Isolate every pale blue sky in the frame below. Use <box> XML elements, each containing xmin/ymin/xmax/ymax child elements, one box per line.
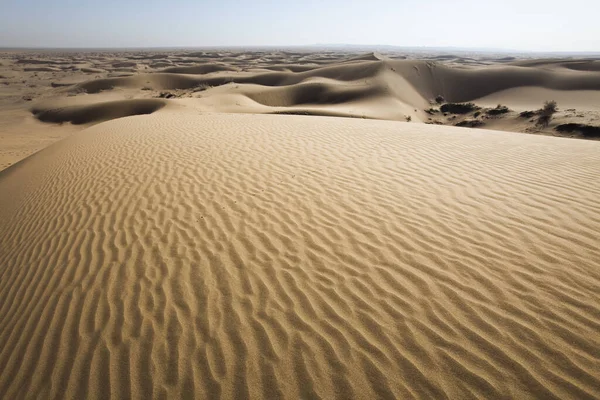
<box><xmin>0</xmin><ymin>0</ymin><xmax>598</xmax><ymax>51</ymax></box>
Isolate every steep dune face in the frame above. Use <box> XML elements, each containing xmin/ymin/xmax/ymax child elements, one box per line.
<box><xmin>0</xmin><ymin>113</ymin><xmax>599</xmax><ymax>399</ymax></box>
<box><xmin>245</xmin><ymin>81</ymin><xmax>386</xmax><ymax>107</ymax></box>
<box><xmin>386</xmin><ymin>60</ymin><xmax>600</xmax><ymax>102</ymax></box>
<box><xmin>560</xmin><ymin>60</ymin><xmax>600</xmax><ymax>72</ymax></box>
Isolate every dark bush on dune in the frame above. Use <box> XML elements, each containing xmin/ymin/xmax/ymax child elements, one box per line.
<box><xmin>435</xmin><ymin>95</ymin><xmax>445</xmax><ymax>104</ymax></box>
<box><xmin>542</xmin><ymin>100</ymin><xmax>558</xmax><ymax>114</ymax></box>
<box><xmin>455</xmin><ymin>119</ymin><xmax>484</xmax><ymax>128</ymax></box>
<box><xmin>440</xmin><ymin>103</ymin><xmax>480</xmax><ymax>114</ymax></box>
<box><xmin>536</xmin><ymin>100</ymin><xmax>558</xmax><ymax>128</ymax></box>
<box><xmin>486</xmin><ymin>105</ymin><xmax>510</xmax><ymax>115</ymax></box>
<box><xmin>519</xmin><ymin>110</ymin><xmax>536</xmax><ymax>118</ymax></box>
<box><xmin>555</xmin><ymin>123</ymin><xmax>600</xmax><ymax>138</ymax></box>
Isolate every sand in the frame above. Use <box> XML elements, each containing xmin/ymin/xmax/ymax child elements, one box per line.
<box><xmin>1</xmin><ymin>111</ymin><xmax>599</xmax><ymax>399</ymax></box>
<box><xmin>2</xmin><ymin>50</ymin><xmax>600</xmax><ymax>172</ymax></box>
<box><xmin>1</xmin><ymin>50</ymin><xmax>600</xmax><ymax>399</ymax></box>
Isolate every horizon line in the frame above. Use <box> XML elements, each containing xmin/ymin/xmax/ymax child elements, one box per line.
<box><xmin>1</xmin><ymin>44</ymin><xmax>599</xmax><ymax>55</ymax></box>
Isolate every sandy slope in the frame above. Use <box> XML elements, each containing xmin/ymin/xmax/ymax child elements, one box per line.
<box><xmin>0</xmin><ymin>112</ymin><xmax>599</xmax><ymax>399</ymax></box>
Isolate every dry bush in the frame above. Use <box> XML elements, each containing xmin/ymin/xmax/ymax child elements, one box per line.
<box><xmin>536</xmin><ymin>100</ymin><xmax>558</xmax><ymax>128</ymax></box>
<box><xmin>486</xmin><ymin>104</ymin><xmax>510</xmax><ymax>116</ymax></box>
<box><xmin>440</xmin><ymin>103</ymin><xmax>480</xmax><ymax>114</ymax></box>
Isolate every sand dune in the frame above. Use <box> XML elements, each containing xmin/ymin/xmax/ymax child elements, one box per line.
<box><xmin>0</xmin><ymin>112</ymin><xmax>599</xmax><ymax>399</ymax></box>
<box><xmin>162</xmin><ymin>64</ymin><xmax>239</xmax><ymax>74</ymax></box>
<box><xmin>61</xmin><ymin>57</ymin><xmax>600</xmax><ymax>123</ymax></box>
<box><xmin>68</xmin><ymin>57</ymin><xmax>600</xmax><ymax>100</ymax></box>
<box><xmin>3</xmin><ymin>49</ymin><xmax>600</xmax><ymax>175</ymax></box>
<box><xmin>1</xmin><ymin>51</ymin><xmax>600</xmax><ymax>398</ymax></box>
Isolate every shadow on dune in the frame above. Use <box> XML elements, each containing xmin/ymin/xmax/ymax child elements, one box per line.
<box><xmin>31</xmin><ymin>99</ymin><xmax>166</xmax><ymax>125</ymax></box>
<box><xmin>247</xmin><ymin>82</ymin><xmax>385</xmax><ymax>107</ymax></box>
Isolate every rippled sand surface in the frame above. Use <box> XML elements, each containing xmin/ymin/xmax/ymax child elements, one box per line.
<box><xmin>1</xmin><ymin>112</ymin><xmax>599</xmax><ymax>399</ymax></box>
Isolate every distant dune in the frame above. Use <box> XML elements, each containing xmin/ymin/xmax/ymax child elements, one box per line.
<box><xmin>45</xmin><ymin>54</ymin><xmax>600</xmax><ymax>131</ymax></box>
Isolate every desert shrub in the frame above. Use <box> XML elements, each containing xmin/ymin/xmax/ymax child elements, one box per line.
<box><xmin>519</xmin><ymin>110</ymin><xmax>536</xmax><ymax>118</ymax></box>
<box><xmin>473</xmin><ymin>111</ymin><xmax>481</xmax><ymax>118</ymax></box>
<box><xmin>536</xmin><ymin>114</ymin><xmax>552</xmax><ymax>127</ymax></box>
<box><xmin>536</xmin><ymin>100</ymin><xmax>558</xmax><ymax>128</ymax></box>
<box><xmin>455</xmin><ymin>119</ymin><xmax>484</xmax><ymax>128</ymax></box>
<box><xmin>435</xmin><ymin>95</ymin><xmax>445</xmax><ymax>104</ymax></box>
<box><xmin>141</xmin><ymin>86</ymin><xmax>152</xmax><ymax>91</ymax></box>
<box><xmin>405</xmin><ymin>116</ymin><xmax>412</xmax><ymax>122</ymax></box>
<box><xmin>440</xmin><ymin>102</ymin><xmax>480</xmax><ymax>114</ymax></box>
<box><xmin>555</xmin><ymin>123</ymin><xmax>600</xmax><ymax>138</ymax></box>
<box><xmin>486</xmin><ymin>104</ymin><xmax>510</xmax><ymax>116</ymax></box>
<box><xmin>542</xmin><ymin>100</ymin><xmax>558</xmax><ymax>114</ymax></box>
<box><xmin>425</xmin><ymin>108</ymin><xmax>439</xmax><ymax>115</ymax></box>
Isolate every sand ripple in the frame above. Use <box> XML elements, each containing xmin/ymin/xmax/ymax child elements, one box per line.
<box><xmin>0</xmin><ymin>114</ymin><xmax>599</xmax><ymax>399</ymax></box>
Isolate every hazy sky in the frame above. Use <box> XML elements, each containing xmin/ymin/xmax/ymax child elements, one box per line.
<box><xmin>0</xmin><ymin>0</ymin><xmax>598</xmax><ymax>51</ymax></box>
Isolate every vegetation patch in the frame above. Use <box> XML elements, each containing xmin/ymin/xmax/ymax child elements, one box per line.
<box><xmin>455</xmin><ymin>119</ymin><xmax>484</xmax><ymax>128</ymax></box>
<box><xmin>440</xmin><ymin>103</ymin><xmax>480</xmax><ymax>114</ymax></box>
<box><xmin>519</xmin><ymin>110</ymin><xmax>536</xmax><ymax>118</ymax></box>
<box><xmin>555</xmin><ymin>123</ymin><xmax>600</xmax><ymax>138</ymax></box>
<box><xmin>536</xmin><ymin>100</ymin><xmax>557</xmax><ymax>128</ymax></box>
<box><xmin>486</xmin><ymin>105</ymin><xmax>510</xmax><ymax>116</ymax></box>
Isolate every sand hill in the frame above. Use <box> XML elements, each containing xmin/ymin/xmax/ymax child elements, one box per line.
<box><xmin>2</xmin><ymin>50</ymin><xmax>600</xmax><ymax>172</ymax></box>
<box><xmin>1</xmin><ymin>50</ymin><xmax>600</xmax><ymax>399</ymax></box>
<box><xmin>1</xmin><ymin>111</ymin><xmax>600</xmax><ymax>399</ymax></box>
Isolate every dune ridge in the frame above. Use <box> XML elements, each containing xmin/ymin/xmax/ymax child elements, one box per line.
<box><xmin>71</xmin><ymin>58</ymin><xmax>600</xmax><ymax>106</ymax></box>
<box><xmin>1</xmin><ymin>113</ymin><xmax>599</xmax><ymax>399</ymax></box>
<box><xmin>50</xmin><ymin>56</ymin><xmax>600</xmax><ymax>126</ymax></box>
